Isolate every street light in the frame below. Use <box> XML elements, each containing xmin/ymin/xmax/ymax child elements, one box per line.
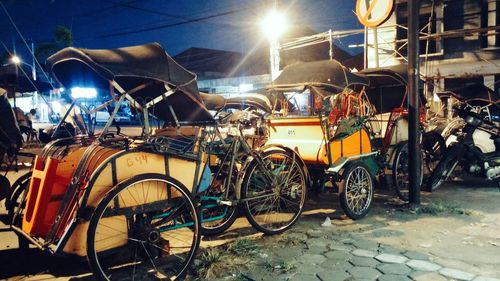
<box><xmin>260</xmin><ymin>10</ymin><xmax>288</xmax><ymax>81</ymax></box>
<box><xmin>10</xmin><ymin>55</ymin><xmax>21</xmax><ymax>65</ymax></box>
<box><xmin>11</xmin><ymin>55</ymin><xmax>36</xmax><ymax>81</ymax></box>
<box><xmin>260</xmin><ymin>10</ymin><xmax>288</xmax><ymax>40</ymax></box>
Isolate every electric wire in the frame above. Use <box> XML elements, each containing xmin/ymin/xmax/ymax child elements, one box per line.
<box><xmin>0</xmin><ymin>1</ymin><xmax>55</xmax><ymax>89</ymax></box>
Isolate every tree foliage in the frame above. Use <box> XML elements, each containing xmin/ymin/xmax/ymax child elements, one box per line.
<box><xmin>35</xmin><ymin>25</ymin><xmax>72</xmax><ymax>62</ymax></box>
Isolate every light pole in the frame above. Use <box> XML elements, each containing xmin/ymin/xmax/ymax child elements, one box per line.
<box><xmin>11</xmin><ymin>55</ymin><xmax>36</xmax><ymax>81</ymax></box>
<box><xmin>260</xmin><ymin>10</ymin><xmax>288</xmax><ymax>81</ymax></box>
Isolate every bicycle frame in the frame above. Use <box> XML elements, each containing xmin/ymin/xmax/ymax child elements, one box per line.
<box><xmin>201</xmin><ymin>121</ymin><xmax>284</xmax><ymax>208</ymax></box>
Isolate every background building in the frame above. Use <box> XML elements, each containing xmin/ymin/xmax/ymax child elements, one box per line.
<box><xmin>366</xmin><ymin>0</ymin><xmax>500</xmax><ymax>99</ymax></box>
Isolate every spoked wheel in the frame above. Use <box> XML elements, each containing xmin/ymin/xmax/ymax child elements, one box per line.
<box><xmin>0</xmin><ymin>174</ymin><xmax>10</xmax><ymax>202</ymax></box>
<box><xmin>7</xmin><ymin>172</ymin><xmax>31</xmax><ymax>226</ymax></box>
<box><xmin>241</xmin><ymin>150</ymin><xmax>307</xmax><ymax>235</ymax></box>
<box><xmin>200</xmin><ymin>165</ymin><xmax>239</xmax><ymax>236</ymax></box>
<box><xmin>392</xmin><ymin>141</ymin><xmax>424</xmax><ymax>202</ymax></box>
<box><xmin>421</xmin><ymin>131</ymin><xmax>447</xmax><ymax>174</ymax></box>
<box><xmin>426</xmin><ymin>144</ymin><xmax>464</xmax><ymax>192</ymax></box>
<box><xmin>87</xmin><ymin>174</ymin><xmax>201</xmax><ymax>281</ymax></box>
<box><xmin>339</xmin><ymin>161</ymin><xmax>374</xmax><ymax>220</ymax></box>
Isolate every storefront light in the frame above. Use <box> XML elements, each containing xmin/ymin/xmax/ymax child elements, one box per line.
<box><xmin>71</xmin><ymin>87</ymin><xmax>97</xmax><ymax>99</ymax></box>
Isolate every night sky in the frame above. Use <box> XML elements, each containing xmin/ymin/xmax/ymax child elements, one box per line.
<box><xmin>0</xmin><ymin>0</ymin><xmax>363</xmax><ymax>58</ymax></box>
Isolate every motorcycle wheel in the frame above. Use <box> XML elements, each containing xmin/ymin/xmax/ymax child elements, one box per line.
<box><xmin>421</xmin><ymin>131</ymin><xmax>447</xmax><ymax>174</ymax></box>
<box><xmin>426</xmin><ymin>143</ymin><xmax>464</xmax><ymax>192</ymax></box>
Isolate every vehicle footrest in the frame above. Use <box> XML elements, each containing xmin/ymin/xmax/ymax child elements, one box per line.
<box><xmin>326</xmin><ymin>157</ymin><xmax>349</xmax><ymax>174</ymax></box>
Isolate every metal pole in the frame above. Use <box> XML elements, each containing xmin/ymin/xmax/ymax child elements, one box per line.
<box><xmin>270</xmin><ymin>39</ymin><xmax>280</xmax><ymax>81</ymax></box>
<box><xmin>329</xmin><ymin>29</ymin><xmax>333</xmax><ymax>60</ymax></box>
<box><xmin>364</xmin><ymin>26</ymin><xmax>368</xmax><ymax>69</ymax></box>
<box><xmin>373</xmin><ymin>27</ymin><xmax>380</xmax><ymax>68</ymax></box>
<box><xmin>31</xmin><ymin>41</ymin><xmax>36</xmax><ymax>81</ymax></box>
<box><xmin>408</xmin><ymin>0</ymin><xmax>421</xmax><ymax>204</ymax></box>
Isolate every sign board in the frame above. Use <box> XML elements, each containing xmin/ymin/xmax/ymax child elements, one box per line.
<box><xmin>356</xmin><ymin>0</ymin><xmax>394</xmax><ymax>27</ymax></box>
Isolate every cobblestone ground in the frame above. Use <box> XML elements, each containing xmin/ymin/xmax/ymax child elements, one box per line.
<box><xmin>1</xmin><ymin>171</ymin><xmax>499</xmax><ymax>281</ymax></box>
<box><xmin>208</xmin><ymin>222</ymin><xmax>500</xmax><ymax>281</ymax></box>
<box><xmin>191</xmin><ymin>180</ymin><xmax>500</xmax><ymax>281</ymax></box>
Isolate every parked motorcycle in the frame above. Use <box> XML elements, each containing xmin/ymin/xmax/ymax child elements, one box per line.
<box><xmin>427</xmin><ymin>101</ymin><xmax>500</xmax><ymax>191</ymax></box>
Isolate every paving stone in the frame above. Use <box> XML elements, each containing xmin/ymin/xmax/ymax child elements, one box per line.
<box><xmin>439</xmin><ymin>267</ymin><xmax>476</xmax><ymax>281</ymax></box>
<box><xmin>406</xmin><ymin>259</ymin><xmax>442</xmax><ymax>271</ymax></box>
<box><xmin>307</xmin><ymin>245</ymin><xmax>328</xmax><ymax>255</ymax></box>
<box><xmin>308</xmin><ymin>238</ymin><xmax>334</xmax><ymax>248</ymax></box>
<box><xmin>378</xmin><ymin>244</ymin><xmax>402</xmax><ymax>254</ymax></box>
<box><xmin>353</xmin><ymin>240</ymin><xmax>379</xmax><ymax>250</ymax></box>
<box><xmin>288</xmin><ymin>273</ymin><xmax>320</xmax><ymax>281</ymax></box>
<box><xmin>316</xmin><ymin>269</ymin><xmax>351</xmax><ymax>281</ymax></box>
<box><xmin>295</xmin><ymin>263</ymin><xmax>326</xmax><ymax>275</ymax></box>
<box><xmin>352</xmin><ymin>249</ymin><xmax>377</xmax><ymax>258</ymax></box>
<box><xmin>347</xmin><ymin>266</ymin><xmax>381</xmax><ymax>279</ymax></box>
<box><xmin>341</xmin><ymin>238</ymin><xmax>355</xmax><ymax>245</ymax></box>
<box><xmin>239</xmin><ymin>270</ymin><xmax>275</xmax><ymax>281</ymax></box>
<box><xmin>375</xmin><ymin>253</ymin><xmax>408</xmax><ymax>264</ymax></box>
<box><xmin>328</xmin><ymin>243</ymin><xmax>355</xmax><ymax>252</ymax></box>
<box><xmin>321</xmin><ymin>260</ymin><xmax>353</xmax><ymax>271</ymax></box>
<box><xmin>324</xmin><ymin>250</ymin><xmax>353</xmax><ymax>261</ymax></box>
<box><xmin>378</xmin><ymin>274</ymin><xmax>412</xmax><ymax>281</ymax></box>
<box><xmin>274</xmin><ymin>246</ymin><xmax>304</xmax><ymax>259</ymax></box>
<box><xmin>285</xmin><ymin>232</ymin><xmax>309</xmax><ymax>242</ymax></box>
<box><xmin>403</xmin><ymin>251</ymin><xmax>429</xmax><ymax>260</ymax></box>
<box><xmin>297</xmin><ymin>254</ymin><xmax>327</xmax><ymax>265</ymax></box>
<box><xmin>350</xmin><ymin>256</ymin><xmax>380</xmax><ymax>267</ymax></box>
<box><xmin>307</xmin><ymin>229</ymin><xmax>327</xmax><ymax>238</ymax></box>
<box><xmin>376</xmin><ymin>263</ymin><xmax>412</xmax><ymax>275</ymax></box>
<box><xmin>473</xmin><ymin>277</ymin><xmax>500</xmax><ymax>281</ymax></box>
<box><xmin>25</xmin><ymin>274</ymin><xmax>57</xmax><ymax>281</ymax></box>
<box><xmin>410</xmin><ymin>271</ymin><xmax>449</xmax><ymax>281</ymax></box>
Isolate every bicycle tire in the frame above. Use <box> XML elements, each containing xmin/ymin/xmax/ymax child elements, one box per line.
<box><xmin>241</xmin><ymin>150</ymin><xmax>306</xmax><ymax>235</ymax></box>
<box><xmin>87</xmin><ymin>173</ymin><xmax>201</xmax><ymax>281</ymax></box>
<box><xmin>6</xmin><ymin>172</ymin><xmax>31</xmax><ymax>225</ymax></box>
<box><xmin>339</xmin><ymin>161</ymin><xmax>374</xmax><ymax>219</ymax></box>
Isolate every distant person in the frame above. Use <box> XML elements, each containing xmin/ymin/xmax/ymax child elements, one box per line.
<box><xmin>27</xmin><ymin>108</ymin><xmax>37</xmax><ymax>123</ymax></box>
<box><xmin>13</xmin><ymin>107</ymin><xmax>31</xmax><ymax>138</ymax></box>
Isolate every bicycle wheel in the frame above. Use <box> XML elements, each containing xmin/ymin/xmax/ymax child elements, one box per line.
<box><xmin>241</xmin><ymin>150</ymin><xmax>307</xmax><ymax>235</ymax></box>
<box><xmin>7</xmin><ymin>172</ymin><xmax>31</xmax><ymax>226</ymax></box>
<box><xmin>87</xmin><ymin>174</ymin><xmax>201</xmax><ymax>281</ymax></box>
<box><xmin>392</xmin><ymin>141</ymin><xmax>424</xmax><ymax>202</ymax></box>
<box><xmin>339</xmin><ymin>161</ymin><xmax>374</xmax><ymax>220</ymax></box>
<box><xmin>200</xmin><ymin>165</ymin><xmax>239</xmax><ymax>236</ymax></box>
<box><xmin>426</xmin><ymin>144</ymin><xmax>464</xmax><ymax>192</ymax></box>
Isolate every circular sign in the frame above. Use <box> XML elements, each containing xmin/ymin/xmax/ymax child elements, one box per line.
<box><xmin>356</xmin><ymin>0</ymin><xmax>395</xmax><ymax>27</ymax></box>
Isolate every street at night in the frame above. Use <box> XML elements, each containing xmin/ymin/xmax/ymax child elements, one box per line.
<box><xmin>0</xmin><ymin>0</ymin><xmax>499</xmax><ymax>280</ymax></box>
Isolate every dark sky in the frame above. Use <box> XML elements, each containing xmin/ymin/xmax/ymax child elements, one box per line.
<box><xmin>0</xmin><ymin>0</ymin><xmax>364</xmax><ymax>58</ymax></box>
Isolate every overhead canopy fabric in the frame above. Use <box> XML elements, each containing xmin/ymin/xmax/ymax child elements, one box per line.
<box><xmin>268</xmin><ymin>60</ymin><xmax>369</xmax><ymax>96</ymax></box>
<box><xmin>46</xmin><ymin>43</ymin><xmax>213</xmax><ymax>125</ymax></box>
<box><xmin>224</xmin><ymin>93</ymin><xmax>272</xmax><ymax>113</ymax></box>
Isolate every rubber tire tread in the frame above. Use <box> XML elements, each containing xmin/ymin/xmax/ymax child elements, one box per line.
<box><xmin>86</xmin><ymin>173</ymin><xmax>201</xmax><ymax>281</ymax></box>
